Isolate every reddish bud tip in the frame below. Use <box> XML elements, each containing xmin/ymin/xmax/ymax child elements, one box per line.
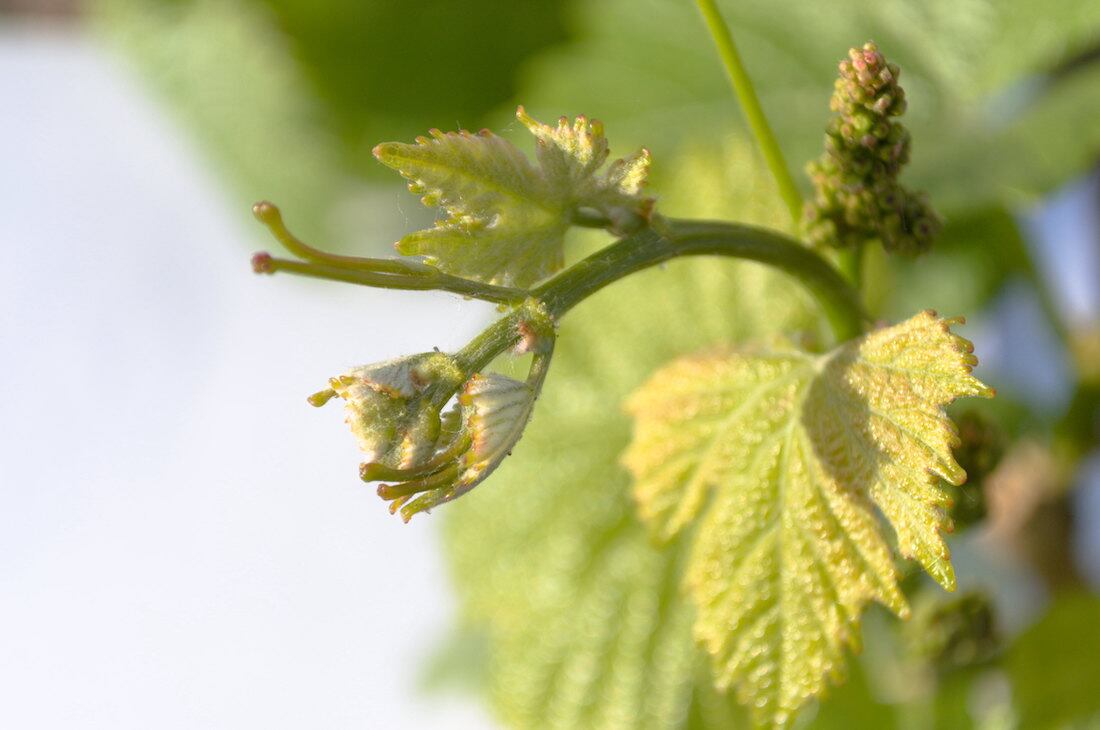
<box><xmin>251</xmin><ymin>252</ymin><xmax>274</xmax><ymax>274</ymax></box>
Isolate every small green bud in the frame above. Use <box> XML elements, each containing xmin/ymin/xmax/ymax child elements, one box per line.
<box><xmin>366</xmin><ymin>368</ymin><xmax>547</xmax><ymax>522</ymax></box>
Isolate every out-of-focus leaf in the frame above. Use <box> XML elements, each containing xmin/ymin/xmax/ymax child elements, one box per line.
<box><xmin>417</xmin><ymin>624</ymin><xmax>492</xmax><ymax>696</ymax></box>
<box><xmin>808</xmin><ymin>654</ymin><xmax>898</xmax><ymax>729</ymax></box>
<box><xmin>1007</xmin><ymin>592</ymin><xmax>1100</xmax><ymax>728</ymax></box>
<box><xmin>442</xmin><ymin>140</ymin><xmax>815</xmax><ymax>729</ymax></box>
<box><xmin>92</xmin><ymin>0</ymin><xmax>351</xmax><ymax>243</ymax></box>
<box><xmin>516</xmin><ymin>0</ymin><xmax>1100</xmax><ymax>210</ymax></box>
<box><xmin>254</xmin><ymin>0</ymin><xmax>569</xmax><ymax>172</ymax></box>
<box><xmin>881</xmin><ymin>206</ymin><xmax>1036</xmax><ymax>322</ymax></box>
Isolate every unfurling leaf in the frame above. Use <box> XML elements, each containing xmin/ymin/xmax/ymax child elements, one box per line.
<box><xmin>373</xmin><ymin>107</ymin><xmax>652</xmax><ymax>287</ymax></box>
<box><xmin>623</xmin><ymin>310</ymin><xmax>993</xmax><ymax>726</ymax></box>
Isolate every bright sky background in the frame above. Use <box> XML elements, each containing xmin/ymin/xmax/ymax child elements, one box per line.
<box><xmin>0</xmin><ymin>24</ymin><xmax>495</xmax><ymax>729</ymax></box>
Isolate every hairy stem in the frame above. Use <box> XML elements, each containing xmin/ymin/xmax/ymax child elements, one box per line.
<box><xmin>536</xmin><ymin>219</ymin><xmax>866</xmax><ymax>340</ymax></box>
<box><xmin>695</xmin><ymin>0</ymin><xmax>803</xmax><ymax>225</ymax></box>
<box><xmin>255</xmin><ymin>209</ymin><xmax>866</xmax><ymax>376</ymax></box>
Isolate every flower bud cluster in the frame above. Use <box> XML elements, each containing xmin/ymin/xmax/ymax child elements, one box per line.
<box><xmin>309</xmin><ymin>304</ymin><xmax>556</xmax><ymax>521</ymax></box>
<box><xmin>804</xmin><ymin>42</ymin><xmax>940</xmax><ymax>255</ymax></box>
<box><xmin>308</xmin><ymin>352</ymin><xmax>465</xmax><ymax>470</ymax></box>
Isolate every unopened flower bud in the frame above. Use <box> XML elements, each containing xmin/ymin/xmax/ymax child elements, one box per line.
<box><xmin>804</xmin><ymin>41</ymin><xmax>940</xmax><ymax>256</ymax></box>
<box><xmin>360</xmin><ymin>345</ymin><xmax>554</xmax><ymax>522</ymax></box>
<box><xmin>310</xmin><ymin>352</ymin><xmax>464</xmax><ymax>467</ymax></box>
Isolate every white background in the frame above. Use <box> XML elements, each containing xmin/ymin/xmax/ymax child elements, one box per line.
<box><xmin>0</xmin><ymin>24</ymin><xmax>495</xmax><ymax>729</ymax></box>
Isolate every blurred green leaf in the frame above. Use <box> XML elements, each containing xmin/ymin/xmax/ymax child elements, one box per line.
<box><xmin>93</xmin><ymin>0</ymin><xmax>571</xmax><ymax>248</ymax></box>
<box><xmin>1007</xmin><ymin>592</ymin><xmax>1100</xmax><ymax>729</ymax></box>
<box><xmin>880</xmin><ymin>205</ymin><xmax>1034</xmax><ymax>320</ymax></box>
<box><xmin>93</xmin><ymin>0</ymin><xmax>351</xmax><ymax>243</ymax></box>
<box><xmin>255</xmin><ymin>0</ymin><xmax>569</xmax><ymax>174</ymax></box>
<box><xmin>417</xmin><ymin>624</ymin><xmax>492</xmax><ymax>697</ymax></box>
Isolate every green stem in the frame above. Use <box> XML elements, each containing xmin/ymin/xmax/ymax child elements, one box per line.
<box><xmin>450</xmin><ymin>219</ymin><xmax>866</xmax><ymax>376</ymax></box>
<box><xmin>695</xmin><ymin>0</ymin><xmax>804</xmax><ymax>225</ymax></box>
<box><xmin>453</xmin><ymin>314</ymin><xmax>520</xmax><ymax>374</ymax></box>
<box><xmin>256</xmin><ymin>210</ymin><xmax>866</xmax><ymax>374</ymax></box>
<box><xmin>536</xmin><ymin>219</ymin><xmax>865</xmax><ymax>340</ymax></box>
<box><xmin>255</xmin><ymin>255</ymin><xmax>526</xmax><ymax>305</ymax></box>
<box><xmin>836</xmin><ymin>244</ymin><xmax>864</xmax><ymax>291</ymax></box>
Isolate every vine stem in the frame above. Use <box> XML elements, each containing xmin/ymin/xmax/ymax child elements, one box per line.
<box><xmin>536</xmin><ymin>219</ymin><xmax>865</xmax><ymax>338</ymax></box>
<box><xmin>695</xmin><ymin>0</ymin><xmax>804</xmax><ymax>226</ymax></box>
<box><xmin>836</xmin><ymin>244</ymin><xmax>865</xmax><ymax>291</ymax></box>
<box><xmin>254</xmin><ymin>210</ymin><xmax>866</xmax><ymax>377</ymax></box>
<box><xmin>451</xmin><ymin>218</ymin><xmax>865</xmax><ymax>376</ymax></box>
<box><xmin>251</xmin><ymin>203</ymin><xmax>525</xmax><ymax>304</ymax></box>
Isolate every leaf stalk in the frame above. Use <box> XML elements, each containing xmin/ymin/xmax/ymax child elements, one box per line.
<box><xmin>694</xmin><ymin>0</ymin><xmax>804</xmax><ymax>226</ymax></box>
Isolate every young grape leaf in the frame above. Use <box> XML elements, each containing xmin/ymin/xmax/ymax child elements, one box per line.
<box><xmin>373</xmin><ymin>108</ymin><xmax>652</xmax><ymax>287</ymax></box>
<box><xmin>623</xmin><ymin>311</ymin><xmax>994</xmax><ymax>726</ymax></box>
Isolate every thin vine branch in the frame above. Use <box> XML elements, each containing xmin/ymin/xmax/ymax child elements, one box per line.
<box><xmin>695</xmin><ymin>0</ymin><xmax>804</xmax><ymax>225</ymax></box>
<box><xmin>535</xmin><ymin>218</ymin><xmax>865</xmax><ymax>339</ymax></box>
<box><xmin>254</xmin><ymin>208</ymin><xmax>866</xmax><ymax>360</ymax></box>
<box><xmin>251</xmin><ymin>203</ymin><xmax>526</xmax><ymax>305</ymax></box>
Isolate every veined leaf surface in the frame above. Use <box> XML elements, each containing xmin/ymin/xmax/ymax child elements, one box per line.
<box><xmin>623</xmin><ymin>311</ymin><xmax>993</xmax><ymax>726</ymax></box>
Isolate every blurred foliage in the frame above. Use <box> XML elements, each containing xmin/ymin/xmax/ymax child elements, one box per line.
<box><xmin>253</xmin><ymin>0</ymin><xmax>568</xmax><ymax>174</ymax></box>
<box><xmin>93</xmin><ymin>0</ymin><xmax>349</xmax><ymax>243</ymax></box>
<box><xmin>904</xmin><ymin>591</ymin><xmax>999</xmax><ymax>672</ymax></box>
<box><xmin>1007</xmin><ymin>593</ymin><xmax>1100</xmax><ymax>728</ymax></box>
<box><xmin>97</xmin><ymin>0</ymin><xmax>1100</xmax><ymax>726</ymax></box>
<box><xmin>516</xmin><ymin>0</ymin><xmax>1100</xmax><ymax>211</ymax></box>
<box><xmin>92</xmin><ymin>0</ymin><xmax>568</xmax><ymax>247</ymax></box>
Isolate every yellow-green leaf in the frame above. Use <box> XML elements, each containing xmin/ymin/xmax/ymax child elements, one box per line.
<box><xmin>373</xmin><ymin>108</ymin><xmax>652</xmax><ymax>287</ymax></box>
<box><xmin>623</xmin><ymin>311</ymin><xmax>993</xmax><ymax>726</ymax></box>
<box><xmin>373</xmin><ymin>127</ymin><xmax>566</xmax><ymax>287</ymax></box>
